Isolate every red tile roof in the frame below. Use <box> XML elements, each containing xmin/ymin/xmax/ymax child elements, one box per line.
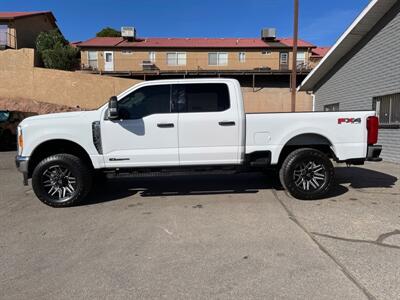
<box><xmin>80</xmin><ymin>37</ymin><xmax>123</xmax><ymax>47</ymax></box>
<box><xmin>69</xmin><ymin>41</ymin><xmax>82</xmax><ymax>48</ymax></box>
<box><xmin>78</xmin><ymin>37</ymin><xmax>316</xmax><ymax>49</ymax></box>
<box><xmin>311</xmin><ymin>47</ymin><xmax>330</xmax><ymax>58</ymax></box>
<box><xmin>0</xmin><ymin>11</ymin><xmax>55</xmax><ymax>20</ymax></box>
<box><xmin>278</xmin><ymin>38</ymin><xmax>315</xmax><ymax>48</ymax></box>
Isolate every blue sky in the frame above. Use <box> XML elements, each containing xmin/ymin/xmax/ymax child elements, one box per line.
<box><xmin>2</xmin><ymin>0</ymin><xmax>370</xmax><ymax>46</ymax></box>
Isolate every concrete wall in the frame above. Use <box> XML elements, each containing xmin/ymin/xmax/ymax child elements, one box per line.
<box><xmin>242</xmin><ymin>87</ymin><xmax>311</xmax><ymax>112</ymax></box>
<box><xmin>81</xmin><ymin>48</ymin><xmax>312</xmax><ymax>72</ymax></box>
<box><xmin>313</xmin><ymin>1</ymin><xmax>400</xmax><ymax>163</ymax></box>
<box><xmin>0</xmin><ymin>49</ymin><xmax>141</xmax><ymax>109</ymax></box>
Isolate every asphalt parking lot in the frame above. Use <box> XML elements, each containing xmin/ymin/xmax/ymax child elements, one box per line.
<box><xmin>0</xmin><ymin>151</ymin><xmax>399</xmax><ymax>299</ymax></box>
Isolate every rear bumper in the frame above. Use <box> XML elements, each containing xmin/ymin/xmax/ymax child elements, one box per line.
<box><xmin>366</xmin><ymin>145</ymin><xmax>382</xmax><ymax>162</ymax></box>
<box><xmin>15</xmin><ymin>155</ymin><xmax>29</xmax><ymax>185</ymax></box>
<box><xmin>343</xmin><ymin>144</ymin><xmax>382</xmax><ymax>165</ymax></box>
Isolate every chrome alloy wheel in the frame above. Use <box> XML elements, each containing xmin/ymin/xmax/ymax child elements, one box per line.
<box><xmin>41</xmin><ymin>165</ymin><xmax>77</xmax><ymax>202</ymax></box>
<box><xmin>293</xmin><ymin>161</ymin><xmax>326</xmax><ymax>191</ymax></box>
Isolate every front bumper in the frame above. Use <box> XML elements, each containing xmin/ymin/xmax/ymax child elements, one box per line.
<box><xmin>366</xmin><ymin>145</ymin><xmax>382</xmax><ymax>162</ymax></box>
<box><xmin>15</xmin><ymin>155</ymin><xmax>29</xmax><ymax>185</ymax></box>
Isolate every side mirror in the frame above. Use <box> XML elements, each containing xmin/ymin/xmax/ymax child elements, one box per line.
<box><xmin>108</xmin><ymin>96</ymin><xmax>119</xmax><ymax>120</ymax></box>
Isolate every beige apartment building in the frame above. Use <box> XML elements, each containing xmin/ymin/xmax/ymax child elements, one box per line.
<box><xmin>0</xmin><ymin>11</ymin><xmax>58</xmax><ymax>49</ymax></box>
<box><xmin>309</xmin><ymin>47</ymin><xmax>330</xmax><ymax>68</ymax></box>
<box><xmin>76</xmin><ymin>28</ymin><xmax>328</xmax><ymax>113</ymax></box>
<box><xmin>78</xmin><ymin>30</ymin><xmax>319</xmax><ymax>76</ymax></box>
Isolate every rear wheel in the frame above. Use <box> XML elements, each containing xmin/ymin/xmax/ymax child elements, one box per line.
<box><xmin>32</xmin><ymin>154</ymin><xmax>92</xmax><ymax>207</ymax></box>
<box><xmin>279</xmin><ymin>148</ymin><xmax>334</xmax><ymax>200</ymax></box>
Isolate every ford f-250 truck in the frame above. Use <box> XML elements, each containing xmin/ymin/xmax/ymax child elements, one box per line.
<box><xmin>15</xmin><ymin>79</ymin><xmax>382</xmax><ymax>207</ymax></box>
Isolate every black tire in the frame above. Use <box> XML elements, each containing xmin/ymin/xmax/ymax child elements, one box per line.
<box><xmin>279</xmin><ymin>148</ymin><xmax>334</xmax><ymax>200</ymax></box>
<box><xmin>32</xmin><ymin>154</ymin><xmax>93</xmax><ymax>207</ymax></box>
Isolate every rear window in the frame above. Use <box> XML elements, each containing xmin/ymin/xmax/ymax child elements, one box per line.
<box><xmin>173</xmin><ymin>83</ymin><xmax>230</xmax><ymax>113</ymax></box>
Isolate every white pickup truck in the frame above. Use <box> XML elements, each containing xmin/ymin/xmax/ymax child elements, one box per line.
<box><xmin>16</xmin><ymin>78</ymin><xmax>382</xmax><ymax>207</ymax></box>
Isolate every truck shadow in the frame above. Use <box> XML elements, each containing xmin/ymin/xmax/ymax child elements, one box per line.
<box><xmin>84</xmin><ymin>172</ymin><xmax>281</xmax><ymax>205</ymax></box>
<box><xmin>83</xmin><ymin>166</ymin><xmax>397</xmax><ymax>206</ymax></box>
<box><xmin>335</xmin><ymin>166</ymin><xmax>398</xmax><ymax>189</ymax></box>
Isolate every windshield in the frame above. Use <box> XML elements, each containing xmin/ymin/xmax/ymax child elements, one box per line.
<box><xmin>0</xmin><ymin>111</ymin><xmax>10</xmax><ymax>122</ymax></box>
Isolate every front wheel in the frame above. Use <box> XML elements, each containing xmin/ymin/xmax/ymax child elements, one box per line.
<box><xmin>32</xmin><ymin>154</ymin><xmax>93</xmax><ymax>207</ymax></box>
<box><xmin>279</xmin><ymin>148</ymin><xmax>334</xmax><ymax>200</ymax></box>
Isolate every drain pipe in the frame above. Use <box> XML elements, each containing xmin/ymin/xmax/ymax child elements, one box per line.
<box><xmin>312</xmin><ymin>93</ymin><xmax>316</xmax><ymax>111</ymax></box>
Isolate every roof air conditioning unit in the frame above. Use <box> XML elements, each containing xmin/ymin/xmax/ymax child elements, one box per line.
<box><xmin>121</xmin><ymin>27</ymin><xmax>136</xmax><ymax>39</ymax></box>
<box><xmin>261</xmin><ymin>28</ymin><xmax>276</xmax><ymax>40</ymax></box>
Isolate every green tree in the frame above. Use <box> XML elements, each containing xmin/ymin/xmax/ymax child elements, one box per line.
<box><xmin>96</xmin><ymin>27</ymin><xmax>121</xmax><ymax>37</ymax></box>
<box><xmin>35</xmin><ymin>29</ymin><xmax>79</xmax><ymax>71</ymax></box>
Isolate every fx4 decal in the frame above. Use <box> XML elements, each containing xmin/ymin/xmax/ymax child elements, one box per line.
<box><xmin>338</xmin><ymin>117</ymin><xmax>361</xmax><ymax>124</ymax></box>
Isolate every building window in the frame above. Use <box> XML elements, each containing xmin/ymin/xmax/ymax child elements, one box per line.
<box><xmin>149</xmin><ymin>51</ymin><xmax>156</xmax><ymax>63</ymax></box>
<box><xmin>296</xmin><ymin>51</ymin><xmax>306</xmax><ymax>67</ymax></box>
<box><xmin>262</xmin><ymin>50</ymin><xmax>272</xmax><ymax>55</ymax></box>
<box><xmin>238</xmin><ymin>52</ymin><xmax>246</xmax><ymax>63</ymax></box>
<box><xmin>373</xmin><ymin>93</ymin><xmax>400</xmax><ymax>126</ymax></box>
<box><xmin>87</xmin><ymin>51</ymin><xmax>98</xmax><ymax>69</ymax></box>
<box><xmin>0</xmin><ymin>24</ymin><xmax>8</xmax><ymax>46</ymax></box>
<box><xmin>167</xmin><ymin>52</ymin><xmax>186</xmax><ymax>65</ymax></box>
<box><xmin>324</xmin><ymin>103</ymin><xmax>339</xmax><ymax>112</ymax></box>
<box><xmin>208</xmin><ymin>52</ymin><xmax>228</xmax><ymax>66</ymax></box>
<box><xmin>121</xmin><ymin>50</ymin><xmax>133</xmax><ymax>54</ymax></box>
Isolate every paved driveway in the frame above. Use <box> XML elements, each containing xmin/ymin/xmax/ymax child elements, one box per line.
<box><xmin>0</xmin><ymin>151</ymin><xmax>399</xmax><ymax>299</ymax></box>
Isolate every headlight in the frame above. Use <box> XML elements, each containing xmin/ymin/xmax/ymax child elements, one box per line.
<box><xmin>17</xmin><ymin>126</ymin><xmax>23</xmax><ymax>155</ymax></box>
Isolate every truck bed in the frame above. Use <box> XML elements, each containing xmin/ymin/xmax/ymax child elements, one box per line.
<box><xmin>245</xmin><ymin>111</ymin><xmax>375</xmax><ymax>164</ymax></box>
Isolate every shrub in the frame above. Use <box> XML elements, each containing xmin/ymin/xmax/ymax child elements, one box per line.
<box><xmin>96</xmin><ymin>27</ymin><xmax>121</xmax><ymax>37</ymax></box>
<box><xmin>35</xmin><ymin>30</ymin><xmax>79</xmax><ymax>71</ymax></box>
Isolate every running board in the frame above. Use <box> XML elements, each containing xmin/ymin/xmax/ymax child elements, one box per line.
<box><xmin>103</xmin><ymin>166</ymin><xmax>240</xmax><ymax>178</ymax></box>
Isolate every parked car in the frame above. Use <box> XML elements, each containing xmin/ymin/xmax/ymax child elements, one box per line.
<box><xmin>0</xmin><ymin>110</ymin><xmax>29</xmax><ymax>149</ymax></box>
<box><xmin>15</xmin><ymin>79</ymin><xmax>382</xmax><ymax>207</ymax></box>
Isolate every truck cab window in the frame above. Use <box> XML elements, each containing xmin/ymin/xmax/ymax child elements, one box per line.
<box><xmin>118</xmin><ymin>85</ymin><xmax>171</xmax><ymax>119</ymax></box>
<box><xmin>173</xmin><ymin>83</ymin><xmax>230</xmax><ymax>113</ymax></box>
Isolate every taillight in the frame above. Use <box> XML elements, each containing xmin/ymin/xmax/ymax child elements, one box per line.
<box><xmin>367</xmin><ymin>116</ymin><xmax>379</xmax><ymax>145</ymax></box>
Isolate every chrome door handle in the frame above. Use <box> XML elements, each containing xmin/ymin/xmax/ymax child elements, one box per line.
<box><xmin>218</xmin><ymin>121</ymin><xmax>236</xmax><ymax>126</ymax></box>
<box><xmin>157</xmin><ymin>123</ymin><xmax>174</xmax><ymax>128</ymax></box>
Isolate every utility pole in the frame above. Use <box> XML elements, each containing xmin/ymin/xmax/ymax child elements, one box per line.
<box><xmin>291</xmin><ymin>0</ymin><xmax>299</xmax><ymax>112</ymax></box>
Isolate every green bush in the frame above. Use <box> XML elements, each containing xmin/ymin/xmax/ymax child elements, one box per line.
<box><xmin>96</xmin><ymin>27</ymin><xmax>121</xmax><ymax>37</ymax></box>
<box><xmin>35</xmin><ymin>30</ymin><xmax>79</xmax><ymax>71</ymax></box>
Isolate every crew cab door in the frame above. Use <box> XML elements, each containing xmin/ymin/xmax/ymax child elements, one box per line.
<box><xmin>101</xmin><ymin>84</ymin><xmax>179</xmax><ymax>167</ymax></box>
<box><xmin>174</xmin><ymin>83</ymin><xmax>240</xmax><ymax>165</ymax></box>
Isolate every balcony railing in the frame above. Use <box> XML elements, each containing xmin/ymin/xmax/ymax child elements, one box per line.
<box><xmin>296</xmin><ymin>62</ymin><xmax>311</xmax><ymax>71</ymax></box>
<box><xmin>0</xmin><ymin>31</ymin><xmax>17</xmax><ymax>49</ymax></box>
<box><xmin>81</xmin><ymin>56</ymin><xmax>313</xmax><ymax>74</ymax></box>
